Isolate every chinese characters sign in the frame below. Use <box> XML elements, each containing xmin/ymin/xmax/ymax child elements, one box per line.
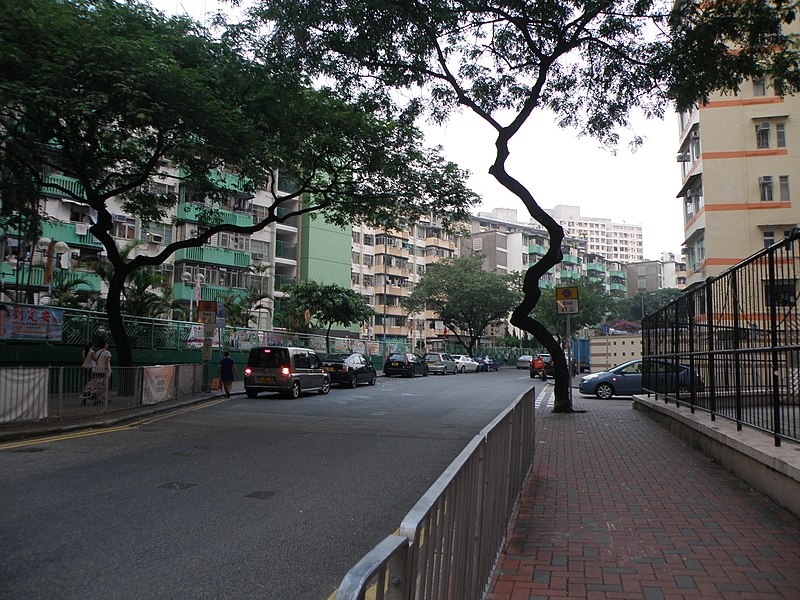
<box><xmin>0</xmin><ymin>303</ymin><xmax>64</xmax><ymax>341</ymax></box>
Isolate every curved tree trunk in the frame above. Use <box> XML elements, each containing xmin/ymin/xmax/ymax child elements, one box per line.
<box><xmin>106</xmin><ymin>270</ymin><xmax>133</xmax><ymax>367</ymax></box>
<box><xmin>489</xmin><ymin>134</ymin><xmax>573</xmax><ymax>412</ymax></box>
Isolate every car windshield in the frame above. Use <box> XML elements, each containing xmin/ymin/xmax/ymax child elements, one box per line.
<box><xmin>248</xmin><ymin>347</ymin><xmax>289</xmax><ymax>368</ymax></box>
<box><xmin>388</xmin><ymin>353</ymin><xmax>407</xmax><ymax>361</ymax></box>
<box><xmin>424</xmin><ymin>354</ymin><xmax>441</xmax><ymax>361</ymax></box>
<box><xmin>323</xmin><ymin>354</ymin><xmax>349</xmax><ymax>361</ymax></box>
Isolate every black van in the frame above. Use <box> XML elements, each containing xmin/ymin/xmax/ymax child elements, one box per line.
<box><xmin>244</xmin><ymin>346</ymin><xmax>330</xmax><ymax>398</ymax></box>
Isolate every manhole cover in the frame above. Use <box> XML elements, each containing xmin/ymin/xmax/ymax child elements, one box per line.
<box><xmin>246</xmin><ymin>491</ymin><xmax>276</xmax><ymax>500</ymax></box>
<box><xmin>12</xmin><ymin>447</ymin><xmax>47</xmax><ymax>453</ymax></box>
<box><xmin>159</xmin><ymin>482</ymin><xmax>198</xmax><ymax>490</ymax></box>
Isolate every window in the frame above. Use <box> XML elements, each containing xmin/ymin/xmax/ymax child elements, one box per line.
<box><xmin>139</xmin><ymin>222</ymin><xmax>173</xmax><ymax>246</ymax></box>
<box><xmin>352</xmin><ymin>231</ymin><xmax>361</xmax><ymax>244</ymax></box>
<box><xmin>363</xmin><ymin>234</ymin><xmax>374</xmax><ymax>246</ymax></box>
<box><xmin>777</xmin><ymin>123</ymin><xmax>786</xmax><ymax>148</ymax></box>
<box><xmin>362</xmin><ymin>254</ymin><xmax>374</xmax><ymax>267</ymax></box>
<box><xmin>352</xmin><ymin>251</ymin><xmax>360</xmax><ymax>265</ymax></box>
<box><xmin>760</xmin><ymin>177</ymin><xmax>774</xmax><ymax>201</ymax></box>
<box><xmin>756</xmin><ymin>123</ymin><xmax>770</xmax><ymax>149</ymax></box>
<box><xmin>765</xmin><ymin>280</ymin><xmax>797</xmax><ymax>306</ymax></box>
<box><xmin>753</xmin><ymin>77</ymin><xmax>767</xmax><ymax>97</ymax></box>
<box><xmin>763</xmin><ymin>230</ymin><xmax>776</xmax><ymax>248</ymax></box>
<box><xmin>112</xmin><ymin>216</ymin><xmax>136</xmax><ymax>240</ymax></box>
<box><xmin>351</xmin><ymin>271</ymin><xmax>360</xmax><ymax>285</ymax></box>
<box><xmin>780</xmin><ymin>176</ymin><xmax>790</xmax><ymax>202</ymax></box>
<box><xmin>362</xmin><ymin>274</ymin><xmax>374</xmax><ymax>286</ymax></box>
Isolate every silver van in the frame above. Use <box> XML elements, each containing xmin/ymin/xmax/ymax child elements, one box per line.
<box><xmin>244</xmin><ymin>346</ymin><xmax>330</xmax><ymax>398</ymax></box>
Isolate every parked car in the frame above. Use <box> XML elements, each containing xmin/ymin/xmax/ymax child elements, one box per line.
<box><xmin>321</xmin><ymin>353</ymin><xmax>377</xmax><ymax>388</ymax></box>
<box><xmin>477</xmin><ymin>356</ymin><xmax>500</xmax><ymax>372</ymax></box>
<box><xmin>579</xmin><ymin>359</ymin><xmax>704</xmax><ymax>399</ymax></box>
<box><xmin>424</xmin><ymin>352</ymin><xmax>458</xmax><ymax>375</ymax></box>
<box><xmin>530</xmin><ymin>353</ymin><xmax>554</xmax><ymax>380</ymax></box>
<box><xmin>383</xmin><ymin>352</ymin><xmax>429</xmax><ymax>378</ymax></box>
<box><xmin>244</xmin><ymin>346</ymin><xmax>331</xmax><ymax>398</ymax></box>
<box><xmin>515</xmin><ymin>355</ymin><xmax>533</xmax><ymax>369</ymax></box>
<box><xmin>451</xmin><ymin>354</ymin><xmax>480</xmax><ymax>373</ymax></box>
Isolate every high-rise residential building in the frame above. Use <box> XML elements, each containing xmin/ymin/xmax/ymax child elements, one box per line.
<box><xmin>547</xmin><ymin>204</ymin><xmax>644</xmax><ymax>263</ymax></box>
<box><xmin>625</xmin><ymin>253</ymin><xmax>687</xmax><ymax>298</ymax></box>
<box><xmin>675</xmin><ymin>68</ymin><xmax>800</xmax><ymax>286</ymax></box>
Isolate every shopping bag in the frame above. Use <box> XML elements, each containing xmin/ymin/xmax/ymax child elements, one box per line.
<box><xmin>211</xmin><ymin>377</ymin><xmax>221</xmax><ymax>391</ymax></box>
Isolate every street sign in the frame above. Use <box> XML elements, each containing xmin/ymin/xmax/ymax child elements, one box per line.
<box><xmin>197</xmin><ymin>300</ymin><xmax>217</xmax><ymax>325</ymax></box>
<box><xmin>556</xmin><ymin>286</ymin><xmax>579</xmax><ymax>315</ymax></box>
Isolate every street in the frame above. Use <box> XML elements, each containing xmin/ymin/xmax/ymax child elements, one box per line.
<box><xmin>1</xmin><ymin>369</ymin><xmax>536</xmax><ymax>600</ymax></box>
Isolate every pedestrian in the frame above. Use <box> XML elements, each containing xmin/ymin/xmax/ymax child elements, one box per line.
<box><xmin>94</xmin><ymin>341</ymin><xmax>112</xmax><ymax>380</ymax></box>
<box><xmin>218</xmin><ymin>351</ymin><xmax>237</xmax><ymax>398</ymax></box>
<box><xmin>81</xmin><ymin>343</ymin><xmax>95</xmax><ymax>386</ymax></box>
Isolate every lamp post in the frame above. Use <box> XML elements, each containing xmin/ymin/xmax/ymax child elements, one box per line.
<box><xmin>38</xmin><ymin>237</ymin><xmax>69</xmax><ymax>303</ymax></box>
<box><xmin>181</xmin><ymin>271</ymin><xmax>205</xmax><ymax>321</ymax></box>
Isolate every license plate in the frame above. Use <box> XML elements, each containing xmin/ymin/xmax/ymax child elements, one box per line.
<box><xmin>390</xmin><ymin>362</ymin><xmax>399</xmax><ymax>367</ymax></box>
<box><xmin>326</xmin><ymin>366</ymin><xmax>334</xmax><ymax>372</ymax></box>
<box><xmin>426</xmin><ymin>361</ymin><xmax>435</xmax><ymax>365</ymax></box>
<box><xmin>257</xmin><ymin>376</ymin><xmax>274</xmax><ymax>383</ymax></box>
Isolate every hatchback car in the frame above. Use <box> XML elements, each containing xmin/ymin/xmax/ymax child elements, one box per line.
<box><xmin>451</xmin><ymin>354</ymin><xmax>479</xmax><ymax>373</ymax></box>
<box><xmin>424</xmin><ymin>352</ymin><xmax>458</xmax><ymax>375</ymax></box>
<box><xmin>321</xmin><ymin>353</ymin><xmax>377</xmax><ymax>388</ymax></box>
<box><xmin>579</xmin><ymin>359</ymin><xmax>703</xmax><ymax>399</ymax></box>
<box><xmin>244</xmin><ymin>346</ymin><xmax>331</xmax><ymax>398</ymax></box>
<box><xmin>515</xmin><ymin>355</ymin><xmax>533</xmax><ymax>369</ymax></box>
<box><xmin>383</xmin><ymin>352</ymin><xmax>429</xmax><ymax>378</ymax></box>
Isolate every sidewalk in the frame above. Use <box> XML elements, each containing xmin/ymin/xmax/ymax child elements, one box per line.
<box><xmin>487</xmin><ymin>395</ymin><xmax>800</xmax><ymax>599</ymax></box>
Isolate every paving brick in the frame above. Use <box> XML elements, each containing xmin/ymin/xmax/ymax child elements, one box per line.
<box><xmin>488</xmin><ymin>397</ymin><xmax>800</xmax><ymax>599</ymax></box>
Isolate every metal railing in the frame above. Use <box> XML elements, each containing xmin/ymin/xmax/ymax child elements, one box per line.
<box><xmin>334</xmin><ymin>386</ymin><xmax>535</xmax><ymax>600</ymax></box>
<box><xmin>0</xmin><ymin>364</ymin><xmax>203</xmax><ymax>425</ymax></box>
<box><xmin>642</xmin><ymin>230</ymin><xmax>800</xmax><ymax>446</ymax></box>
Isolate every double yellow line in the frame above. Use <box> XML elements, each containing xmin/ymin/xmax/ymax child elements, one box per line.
<box><xmin>0</xmin><ymin>396</ymin><xmax>230</xmax><ymax>451</ymax></box>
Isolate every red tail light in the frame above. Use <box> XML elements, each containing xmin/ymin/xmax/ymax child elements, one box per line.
<box><xmin>281</xmin><ymin>367</ymin><xmax>291</xmax><ymax>376</ymax></box>
<box><xmin>244</xmin><ymin>368</ymin><xmax>252</xmax><ymax>375</ymax></box>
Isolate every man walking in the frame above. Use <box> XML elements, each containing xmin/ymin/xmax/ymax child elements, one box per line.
<box><xmin>218</xmin><ymin>351</ymin><xmax>237</xmax><ymax>398</ymax></box>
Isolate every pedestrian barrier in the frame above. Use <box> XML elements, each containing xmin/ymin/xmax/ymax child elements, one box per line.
<box><xmin>334</xmin><ymin>386</ymin><xmax>535</xmax><ymax>600</ymax></box>
<box><xmin>0</xmin><ymin>364</ymin><xmax>203</xmax><ymax>425</ymax></box>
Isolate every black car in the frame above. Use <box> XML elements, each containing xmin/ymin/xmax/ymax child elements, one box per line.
<box><xmin>322</xmin><ymin>353</ymin><xmax>378</xmax><ymax>388</ymax></box>
<box><xmin>477</xmin><ymin>356</ymin><xmax>500</xmax><ymax>372</ymax></box>
<box><xmin>383</xmin><ymin>352</ymin><xmax>429</xmax><ymax>378</ymax></box>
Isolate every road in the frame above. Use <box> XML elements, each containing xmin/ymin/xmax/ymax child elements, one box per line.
<box><xmin>1</xmin><ymin>368</ymin><xmax>538</xmax><ymax>600</ymax></box>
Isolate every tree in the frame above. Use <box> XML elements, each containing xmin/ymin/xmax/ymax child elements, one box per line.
<box><xmin>402</xmin><ymin>255</ymin><xmax>521</xmax><ymax>357</ymax></box>
<box><xmin>611</xmin><ymin>289</ymin><xmax>686</xmax><ymax>324</ymax></box>
<box><xmin>0</xmin><ymin>0</ymin><xmax>477</xmax><ymax>365</ymax></box>
<box><xmin>248</xmin><ymin>0</ymin><xmax>800</xmax><ymax>411</ymax></box>
<box><xmin>530</xmin><ymin>278</ymin><xmax>614</xmax><ymax>337</ymax></box>
<box><xmin>281</xmin><ymin>280</ymin><xmax>374</xmax><ymax>352</ymax></box>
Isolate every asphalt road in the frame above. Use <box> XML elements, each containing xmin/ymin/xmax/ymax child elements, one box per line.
<box><xmin>1</xmin><ymin>368</ymin><xmax>537</xmax><ymax>600</ymax></box>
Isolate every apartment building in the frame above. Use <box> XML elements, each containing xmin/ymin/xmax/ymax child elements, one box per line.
<box><xmin>676</xmin><ymin>74</ymin><xmax>800</xmax><ymax>286</ymax></box>
<box><xmin>547</xmin><ymin>204</ymin><xmax>644</xmax><ymax>263</ymax></box>
<box><xmin>625</xmin><ymin>252</ymin><xmax>687</xmax><ymax>298</ymax></box>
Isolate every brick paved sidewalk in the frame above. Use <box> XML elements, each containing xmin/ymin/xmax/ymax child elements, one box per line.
<box><xmin>488</xmin><ymin>396</ymin><xmax>800</xmax><ymax>599</ymax></box>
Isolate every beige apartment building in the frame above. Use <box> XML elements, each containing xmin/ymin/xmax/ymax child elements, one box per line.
<box><xmin>676</xmin><ymin>76</ymin><xmax>800</xmax><ymax>286</ymax></box>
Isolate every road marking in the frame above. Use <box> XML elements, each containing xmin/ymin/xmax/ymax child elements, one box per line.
<box><xmin>0</xmin><ymin>397</ymin><xmax>230</xmax><ymax>451</ymax></box>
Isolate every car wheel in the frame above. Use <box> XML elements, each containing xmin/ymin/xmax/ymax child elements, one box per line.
<box><xmin>459</xmin><ymin>366</ymin><xmax>465</xmax><ymax>373</ymax></box>
<box><xmin>540</xmin><ymin>372</ymin><xmax>546</xmax><ymax>381</ymax></box>
<box><xmin>422</xmin><ymin>367</ymin><xmax>428</xmax><ymax>377</ymax></box>
<box><xmin>530</xmin><ymin>371</ymin><xmax>536</xmax><ymax>379</ymax></box>
<box><xmin>368</xmin><ymin>375</ymin><xmax>377</xmax><ymax>386</ymax></box>
<box><xmin>402</xmin><ymin>370</ymin><xmax>413</xmax><ymax>378</ymax></box>
<box><xmin>246</xmin><ymin>389</ymin><xmax>259</xmax><ymax>398</ymax></box>
<box><xmin>319</xmin><ymin>379</ymin><xmax>330</xmax><ymax>394</ymax></box>
<box><xmin>290</xmin><ymin>381</ymin><xmax>301</xmax><ymax>399</ymax></box>
<box><xmin>348</xmin><ymin>374</ymin><xmax>358</xmax><ymax>388</ymax></box>
<box><xmin>595</xmin><ymin>383</ymin><xmax>613</xmax><ymax>399</ymax></box>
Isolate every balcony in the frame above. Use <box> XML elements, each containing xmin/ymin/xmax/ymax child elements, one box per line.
<box><xmin>375</xmin><ymin>303</ymin><xmax>406</xmax><ymax>316</ymax></box>
<box><xmin>586</xmin><ymin>262</ymin><xmax>605</xmax><ymax>274</ymax></box>
<box><xmin>0</xmin><ymin>264</ymin><xmax>101</xmax><ymax>292</ymax></box>
<box><xmin>610</xmin><ymin>282</ymin><xmax>627</xmax><ymax>293</ymax></box>
<box><xmin>42</xmin><ymin>174</ymin><xmax>86</xmax><ymax>199</ymax></box>
<box><xmin>173</xmin><ymin>283</ymin><xmax>249</xmax><ymax>303</ymax></box>
<box><xmin>609</xmin><ymin>270</ymin><xmax>626</xmax><ymax>279</ymax></box>
<box><xmin>275</xmin><ymin>206</ymin><xmax>299</xmax><ymax>228</ymax></box>
<box><xmin>41</xmin><ymin>220</ymin><xmax>102</xmax><ymax>249</ymax></box>
<box><xmin>176</xmin><ymin>202</ymin><xmax>253</xmax><ymax>228</ymax></box>
<box><xmin>562</xmin><ymin>254</ymin><xmax>580</xmax><ymax>265</ymax></box>
<box><xmin>173</xmin><ymin>246</ymin><xmax>251</xmax><ymax>268</ymax></box>
<box><xmin>529</xmin><ymin>244</ymin><xmax>548</xmax><ymax>255</ymax></box>
<box><xmin>275</xmin><ymin>241</ymin><xmax>297</xmax><ymax>260</ymax></box>
<box><xmin>559</xmin><ymin>270</ymin><xmax>581</xmax><ymax>281</ymax></box>
<box><xmin>274</xmin><ymin>274</ymin><xmax>296</xmax><ymax>291</ymax></box>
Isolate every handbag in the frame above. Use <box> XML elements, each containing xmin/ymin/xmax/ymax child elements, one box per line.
<box><xmin>211</xmin><ymin>377</ymin><xmax>221</xmax><ymax>391</ymax></box>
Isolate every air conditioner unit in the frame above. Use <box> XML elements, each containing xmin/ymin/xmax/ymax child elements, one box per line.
<box><xmin>690</xmin><ymin>130</ymin><xmax>700</xmax><ymax>139</ymax></box>
<box><xmin>162</xmin><ymin>263</ymin><xmax>174</xmax><ymax>272</ymax></box>
<box><xmin>147</xmin><ymin>233</ymin><xmax>163</xmax><ymax>244</ymax></box>
<box><xmin>760</xmin><ymin>176</ymin><xmax>773</xmax><ymax>184</ymax></box>
<box><xmin>676</xmin><ymin>152</ymin><xmax>691</xmax><ymax>163</ymax></box>
<box><xmin>758</xmin><ymin>123</ymin><xmax>771</xmax><ymax>132</ymax></box>
<box><xmin>114</xmin><ymin>214</ymin><xmax>127</xmax><ymax>222</ymax></box>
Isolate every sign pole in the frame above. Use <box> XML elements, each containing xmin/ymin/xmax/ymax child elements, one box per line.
<box><xmin>566</xmin><ymin>314</ymin><xmax>573</xmax><ymax>406</ymax></box>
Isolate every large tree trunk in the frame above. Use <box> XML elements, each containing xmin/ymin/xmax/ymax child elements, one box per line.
<box><xmin>106</xmin><ymin>270</ymin><xmax>133</xmax><ymax>367</ymax></box>
<box><xmin>489</xmin><ymin>133</ymin><xmax>574</xmax><ymax>412</ymax></box>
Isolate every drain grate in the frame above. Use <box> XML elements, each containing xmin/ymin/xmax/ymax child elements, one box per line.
<box><xmin>246</xmin><ymin>491</ymin><xmax>276</xmax><ymax>500</ymax></box>
<box><xmin>159</xmin><ymin>482</ymin><xmax>198</xmax><ymax>490</ymax></box>
<box><xmin>12</xmin><ymin>447</ymin><xmax>47</xmax><ymax>453</ymax></box>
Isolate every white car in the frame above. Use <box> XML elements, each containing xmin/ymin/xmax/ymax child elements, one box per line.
<box><xmin>451</xmin><ymin>354</ymin><xmax>480</xmax><ymax>373</ymax></box>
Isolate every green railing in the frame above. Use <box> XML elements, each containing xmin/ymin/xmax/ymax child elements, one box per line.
<box><xmin>42</xmin><ymin>174</ymin><xmax>86</xmax><ymax>199</ymax></box>
<box><xmin>173</xmin><ymin>245</ymin><xmax>251</xmax><ymax>268</ymax></box>
<box><xmin>528</xmin><ymin>244</ymin><xmax>548</xmax><ymax>255</ymax></box>
<box><xmin>586</xmin><ymin>262</ymin><xmax>605</xmax><ymax>273</ymax></box>
<box><xmin>173</xmin><ymin>284</ymin><xmax>250</xmax><ymax>302</ymax></box>
<box><xmin>561</xmin><ymin>254</ymin><xmax>580</xmax><ymax>265</ymax></box>
<box><xmin>609</xmin><ymin>270</ymin><xmax>626</xmax><ymax>279</ymax></box>
<box><xmin>0</xmin><ymin>265</ymin><xmax>101</xmax><ymax>292</ymax></box>
<box><xmin>41</xmin><ymin>220</ymin><xmax>102</xmax><ymax>248</ymax></box>
<box><xmin>559</xmin><ymin>269</ymin><xmax>581</xmax><ymax>280</ymax></box>
<box><xmin>176</xmin><ymin>202</ymin><xmax>253</xmax><ymax>227</ymax></box>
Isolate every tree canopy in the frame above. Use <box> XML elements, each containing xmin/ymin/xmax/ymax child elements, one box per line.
<box><xmin>530</xmin><ymin>278</ymin><xmax>614</xmax><ymax>336</ymax></box>
<box><xmin>0</xmin><ymin>0</ymin><xmax>477</xmax><ymax>364</ymax></box>
<box><xmin>402</xmin><ymin>254</ymin><xmax>521</xmax><ymax>357</ymax></box>
<box><xmin>246</xmin><ymin>0</ymin><xmax>800</xmax><ymax>410</ymax></box>
<box><xmin>282</xmin><ymin>280</ymin><xmax>374</xmax><ymax>351</ymax></box>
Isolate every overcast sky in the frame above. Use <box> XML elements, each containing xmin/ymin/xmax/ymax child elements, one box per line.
<box><xmin>153</xmin><ymin>0</ymin><xmax>685</xmax><ymax>261</ymax></box>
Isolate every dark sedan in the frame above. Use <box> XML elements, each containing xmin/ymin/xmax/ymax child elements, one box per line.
<box><xmin>322</xmin><ymin>353</ymin><xmax>378</xmax><ymax>388</ymax></box>
<box><xmin>477</xmin><ymin>356</ymin><xmax>500</xmax><ymax>372</ymax></box>
<box><xmin>383</xmin><ymin>352</ymin><xmax>429</xmax><ymax>378</ymax></box>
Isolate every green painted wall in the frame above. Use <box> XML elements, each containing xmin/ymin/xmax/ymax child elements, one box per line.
<box><xmin>300</xmin><ymin>213</ymin><xmax>352</xmax><ymax>287</ymax></box>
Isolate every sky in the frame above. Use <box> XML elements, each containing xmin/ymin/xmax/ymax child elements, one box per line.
<box><xmin>152</xmin><ymin>0</ymin><xmax>686</xmax><ymax>261</ymax></box>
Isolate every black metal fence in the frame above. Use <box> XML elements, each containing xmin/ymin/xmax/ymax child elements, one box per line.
<box><xmin>642</xmin><ymin>230</ymin><xmax>800</xmax><ymax>446</ymax></box>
